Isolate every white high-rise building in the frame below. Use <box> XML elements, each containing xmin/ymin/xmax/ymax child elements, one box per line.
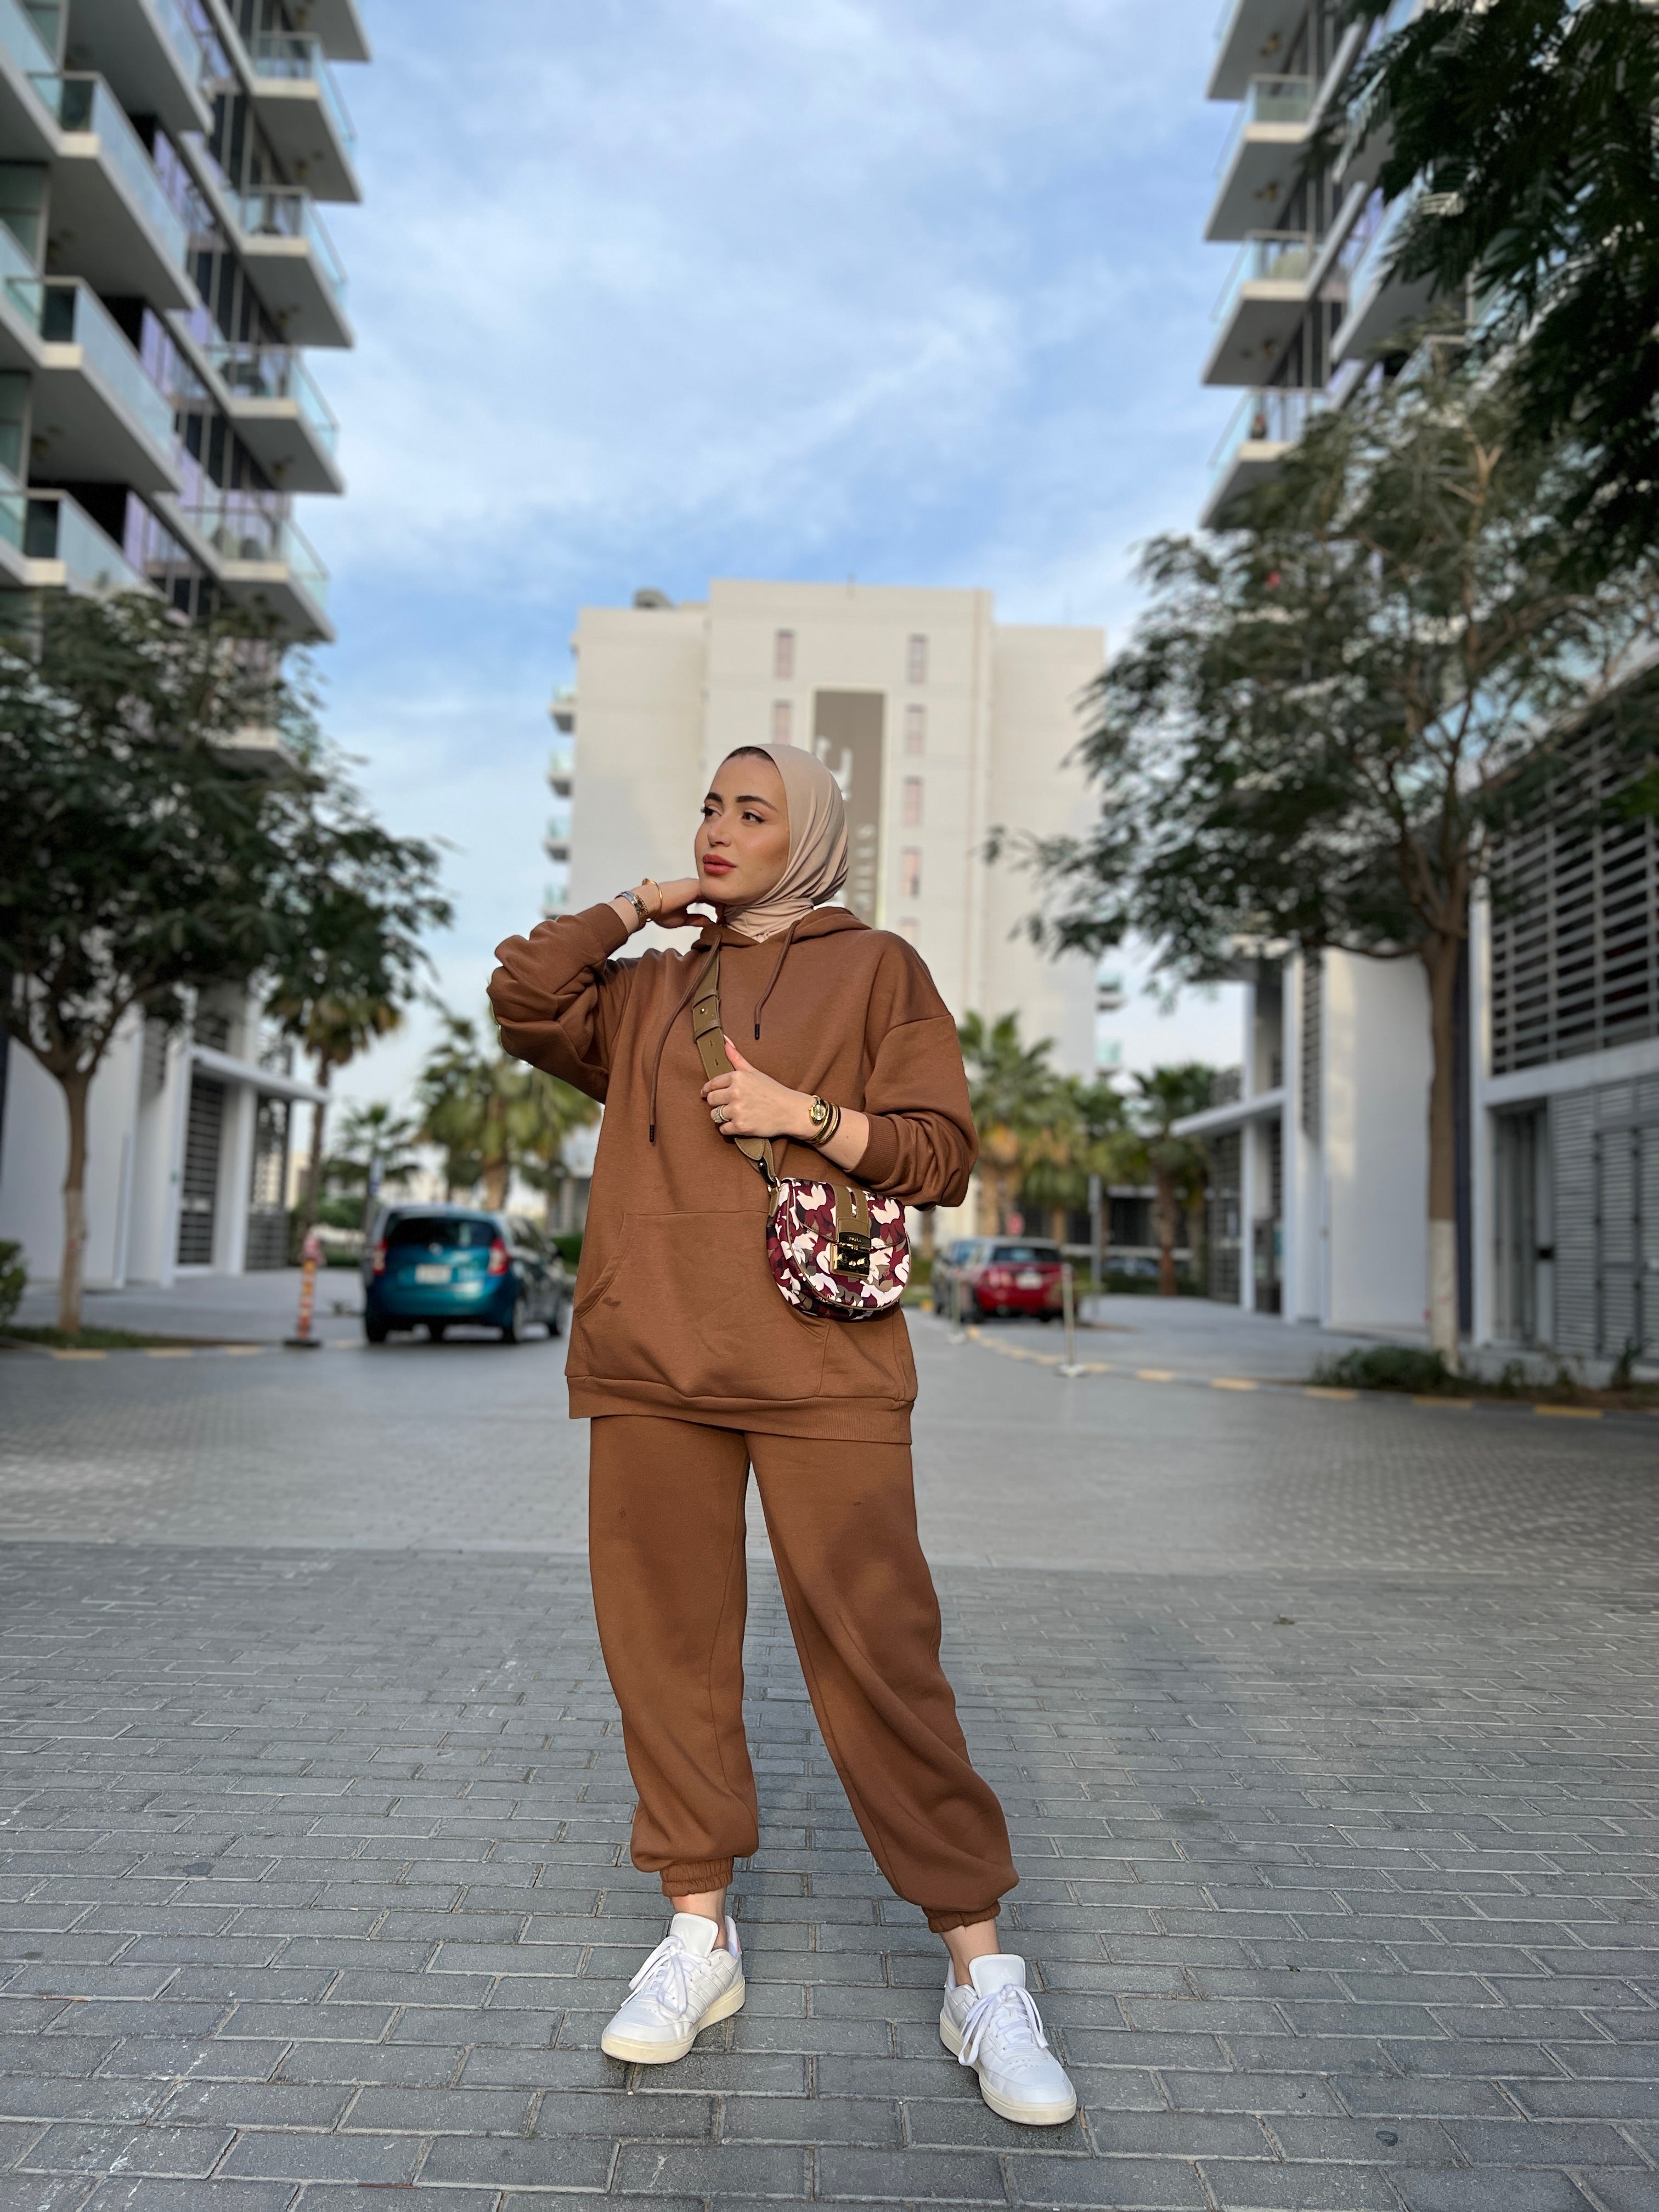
<box><xmin>553</xmin><ymin>579</ymin><xmax>1107</xmax><ymax>1079</ymax></box>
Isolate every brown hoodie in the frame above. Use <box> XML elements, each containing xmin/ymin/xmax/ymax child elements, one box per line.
<box><xmin>488</xmin><ymin>901</ymin><xmax>977</xmax><ymax>1440</ymax></box>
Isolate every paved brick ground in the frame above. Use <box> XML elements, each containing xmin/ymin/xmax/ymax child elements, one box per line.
<box><xmin>3</xmin><ymin>1315</ymin><xmax>1658</xmax><ymax>2207</ymax></box>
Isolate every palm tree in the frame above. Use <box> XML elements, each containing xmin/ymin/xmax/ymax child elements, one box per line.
<box><xmin>957</xmin><ymin>1012</ymin><xmax>1061</xmax><ymax>1235</ymax></box>
<box><xmin>329</xmin><ymin>1101</ymin><xmax>424</xmax><ymax>1231</ymax></box>
<box><xmin>416</xmin><ymin>1011</ymin><xmax>597</xmax><ymax>1213</ymax></box>
<box><xmin>1115</xmin><ymin>1065</ymin><xmax>1216</xmax><ymax>1297</ymax></box>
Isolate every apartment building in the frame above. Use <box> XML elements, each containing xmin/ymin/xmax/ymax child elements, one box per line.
<box><xmin>1186</xmin><ymin>1</ymin><xmax>1659</xmax><ymax>1371</ymax></box>
<box><xmin>543</xmin><ymin>581</ymin><xmax>1107</xmax><ymax>1229</ymax></box>
<box><xmin>0</xmin><ymin>0</ymin><xmax>365</xmax><ymax>1291</ymax></box>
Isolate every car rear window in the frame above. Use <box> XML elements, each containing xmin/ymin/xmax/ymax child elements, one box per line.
<box><xmin>386</xmin><ymin>1216</ymin><xmax>495</xmax><ymax>1250</ymax></box>
<box><xmin>990</xmin><ymin>1243</ymin><xmax>1060</xmax><ymax>1263</ymax></box>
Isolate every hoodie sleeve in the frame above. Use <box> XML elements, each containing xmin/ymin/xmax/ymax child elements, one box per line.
<box><xmin>850</xmin><ymin>944</ymin><xmax>978</xmax><ymax>1206</ymax></box>
<box><xmin>488</xmin><ymin>902</ymin><xmax>634</xmax><ymax>1102</ymax></box>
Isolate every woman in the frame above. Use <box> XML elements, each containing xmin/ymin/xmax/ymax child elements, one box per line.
<box><xmin>488</xmin><ymin>741</ymin><xmax>1075</xmax><ymax>2128</ymax></box>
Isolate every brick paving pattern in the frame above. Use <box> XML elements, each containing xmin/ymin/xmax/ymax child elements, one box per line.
<box><xmin>2</xmin><ymin>1319</ymin><xmax>1658</xmax><ymax>2206</ymax></box>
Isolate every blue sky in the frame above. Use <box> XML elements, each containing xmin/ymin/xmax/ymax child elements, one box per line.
<box><xmin>305</xmin><ymin>0</ymin><xmax>1245</xmax><ymax>1111</ymax></box>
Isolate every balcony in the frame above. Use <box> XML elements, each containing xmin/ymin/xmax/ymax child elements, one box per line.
<box><xmin>1332</xmin><ymin>188</ymin><xmax>1438</xmax><ymax>363</ymax></box>
<box><xmin>0</xmin><ymin>485</ymin><xmax>149</xmax><ymax>594</ymax></box>
<box><xmin>233</xmin><ymin>187</ymin><xmax>352</xmax><ymax>347</ymax></box>
<box><xmin>31</xmin><ymin>277</ymin><xmax>181</xmax><ymax>489</ymax></box>
<box><xmin>169</xmin><ymin>491</ymin><xmax>331</xmax><ymax>641</ymax></box>
<box><xmin>1207</xmin><ymin>75</ymin><xmax>1313</xmax><ymax>242</ymax></box>
<box><xmin>1207</xmin><ymin>0</ymin><xmax>1314</xmax><ymax>101</ymax></box>
<box><xmin>249</xmin><ymin>35</ymin><xmax>359</xmax><ymax>203</ymax></box>
<box><xmin>1203</xmin><ymin>230</ymin><xmax>1329</xmax><ymax>386</ymax></box>
<box><xmin>62</xmin><ymin>0</ymin><xmax>211</xmax><ymax>139</ymax></box>
<box><xmin>1201</xmin><ymin>383</ymin><xmax>1327</xmax><ymax>526</ymax></box>
<box><xmin>204</xmin><ymin>340</ymin><xmax>342</xmax><ymax>494</ymax></box>
<box><xmin>286</xmin><ymin>0</ymin><xmax>369</xmax><ymax>64</ymax></box>
<box><xmin>0</xmin><ymin>0</ymin><xmax>61</xmax><ymax>159</ymax></box>
<box><xmin>48</xmin><ymin>72</ymin><xmax>193</xmax><ymax>309</ymax></box>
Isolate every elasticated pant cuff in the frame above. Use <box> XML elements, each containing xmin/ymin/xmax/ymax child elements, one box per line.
<box><xmin>924</xmin><ymin>1902</ymin><xmax>1002</xmax><ymax>1934</ymax></box>
<box><xmin>657</xmin><ymin>1859</ymin><xmax>735</xmax><ymax>1897</ymax></box>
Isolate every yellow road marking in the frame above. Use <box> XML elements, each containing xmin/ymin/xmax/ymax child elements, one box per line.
<box><xmin>49</xmin><ymin>1348</ymin><xmax>106</xmax><ymax>1361</ymax></box>
<box><xmin>1211</xmin><ymin>1377</ymin><xmax>1257</xmax><ymax>1392</ymax></box>
<box><xmin>222</xmin><ymin>1345</ymin><xmax>264</xmax><ymax>1356</ymax></box>
<box><xmin>1136</xmin><ymin>1368</ymin><xmax>1176</xmax><ymax>1382</ymax></box>
<box><xmin>1536</xmin><ymin>1403</ymin><xmax>1602</xmax><ymax>1419</ymax></box>
<box><xmin>1304</xmin><ymin>1386</ymin><xmax>1357</xmax><ymax>1402</ymax></box>
<box><xmin>145</xmin><ymin>1348</ymin><xmax>193</xmax><ymax>1359</ymax></box>
<box><xmin>1413</xmin><ymin>1395</ymin><xmax>1474</xmax><ymax>1409</ymax></box>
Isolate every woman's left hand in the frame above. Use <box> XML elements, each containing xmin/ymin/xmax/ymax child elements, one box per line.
<box><xmin>701</xmin><ymin>1037</ymin><xmax>812</xmax><ymax>1141</ymax></box>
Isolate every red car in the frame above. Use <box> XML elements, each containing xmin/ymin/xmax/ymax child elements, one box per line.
<box><xmin>957</xmin><ymin>1238</ymin><xmax>1066</xmax><ymax>1321</ymax></box>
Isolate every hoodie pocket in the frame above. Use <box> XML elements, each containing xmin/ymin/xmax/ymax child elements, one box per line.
<box><xmin>577</xmin><ymin>1210</ymin><xmax>828</xmax><ymax>1402</ymax></box>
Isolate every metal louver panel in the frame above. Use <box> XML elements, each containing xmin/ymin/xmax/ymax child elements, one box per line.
<box><xmin>1551</xmin><ymin>1092</ymin><xmax>1597</xmax><ymax>1355</ymax></box>
<box><xmin>1489</xmin><ymin>717</ymin><xmax>1658</xmax><ymax>1075</ymax></box>
<box><xmin>1300</xmin><ymin>956</ymin><xmax>1322</xmax><ymax>1139</ymax></box>
<box><xmin>176</xmin><ymin>1075</ymin><xmax>225</xmax><ymax>1267</ymax></box>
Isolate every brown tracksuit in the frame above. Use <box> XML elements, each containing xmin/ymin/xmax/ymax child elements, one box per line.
<box><xmin>488</xmin><ymin>902</ymin><xmax>1016</xmax><ymax>1929</ymax></box>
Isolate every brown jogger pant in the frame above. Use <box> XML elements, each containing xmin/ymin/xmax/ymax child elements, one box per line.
<box><xmin>588</xmin><ymin>1414</ymin><xmax>1017</xmax><ymax>1934</ymax></box>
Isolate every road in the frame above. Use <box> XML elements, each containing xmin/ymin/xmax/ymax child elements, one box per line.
<box><xmin>2</xmin><ymin>1308</ymin><xmax>1657</xmax><ymax>2210</ymax></box>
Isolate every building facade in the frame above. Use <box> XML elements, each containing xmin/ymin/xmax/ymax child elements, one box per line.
<box><xmin>551</xmin><ymin>579</ymin><xmax>1107</xmax><ymax>1076</ymax></box>
<box><xmin>1188</xmin><ymin>12</ymin><xmax>1659</xmax><ymax>1365</ymax></box>
<box><xmin>0</xmin><ymin>0</ymin><xmax>365</xmax><ymax>1290</ymax></box>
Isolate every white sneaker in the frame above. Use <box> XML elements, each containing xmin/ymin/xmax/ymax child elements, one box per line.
<box><xmin>939</xmin><ymin>1954</ymin><xmax>1077</xmax><ymax>2126</ymax></box>
<box><xmin>600</xmin><ymin>1912</ymin><xmax>745</xmax><ymax>2064</ymax></box>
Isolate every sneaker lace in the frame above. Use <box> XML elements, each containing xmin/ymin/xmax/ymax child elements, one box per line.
<box><xmin>956</xmin><ymin>1980</ymin><xmax>1050</xmax><ymax>2070</ymax></box>
<box><xmin>628</xmin><ymin>1933</ymin><xmax>699</xmax><ymax>2017</ymax></box>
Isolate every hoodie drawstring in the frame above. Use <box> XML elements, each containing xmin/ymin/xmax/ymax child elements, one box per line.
<box><xmin>752</xmin><ymin>917</ymin><xmax>803</xmax><ymax>1041</ymax></box>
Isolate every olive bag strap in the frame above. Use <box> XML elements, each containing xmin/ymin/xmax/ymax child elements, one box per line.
<box><xmin>689</xmin><ymin>946</ymin><xmax>872</xmax><ymax>1261</ymax></box>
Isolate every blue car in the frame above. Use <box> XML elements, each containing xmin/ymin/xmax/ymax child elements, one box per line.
<box><xmin>363</xmin><ymin>1206</ymin><xmax>570</xmax><ymax>1345</ymax></box>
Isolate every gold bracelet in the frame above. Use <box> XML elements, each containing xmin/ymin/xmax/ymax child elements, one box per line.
<box><xmin>806</xmin><ymin>1096</ymin><xmax>841</xmax><ymax>1148</ymax></box>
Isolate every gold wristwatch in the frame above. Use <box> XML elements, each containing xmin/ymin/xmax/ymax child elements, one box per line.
<box><xmin>807</xmin><ymin>1096</ymin><xmax>835</xmax><ymax>1144</ymax></box>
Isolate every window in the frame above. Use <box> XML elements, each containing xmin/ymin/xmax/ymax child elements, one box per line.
<box><xmin>900</xmin><ymin>848</ymin><xmax>922</xmax><ymax>900</ymax></box>
<box><xmin>902</xmin><ymin>776</ymin><xmax>923</xmax><ymax>828</ymax></box>
<box><xmin>898</xmin><ymin>918</ymin><xmax>919</xmax><ymax>945</ymax></box>
<box><xmin>773</xmin><ymin>629</ymin><xmax>795</xmax><ymax>680</ymax></box>
<box><xmin>770</xmin><ymin>699</ymin><xmax>793</xmax><ymax>746</ymax></box>
<box><xmin>906</xmin><ymin>633</ymin><xmax>928</xmax><ymax>685</ymax></box>
<box><xmin>905</xmin><ymin>703</ymin><xmax>926</xmax><ymax>755</ymax></box>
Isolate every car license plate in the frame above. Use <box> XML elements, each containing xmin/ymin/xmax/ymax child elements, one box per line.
<box><xmin>414</xmin><ymin>1263</ymin><xmax>451</xmax><ymax>1284</ymax></box>
<box><xmin>1017</xmin><ymin>1271</ymin><xmax>1043</xmax><ymax>1288</ymax></box>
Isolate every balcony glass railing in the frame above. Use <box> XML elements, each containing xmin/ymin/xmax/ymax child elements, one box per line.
<box><xmin>234</xmin><ymin>188</ymin><xmax>348</xmax><ymax>307</ymax></box>
<box><xmin>152</xmin><ymin>0</ymin><xmax>209</xmax><ymax>87</ymax></box>
<box><xmin>1340</xmin><ymin>187</ymin><xmax>1415</xmax><ymax>319</ymax></box>
<box><xmin>7</xmin><ymin>488</ymin><xmax>149</xmax><ymax>591</ymax></box>
<box><xmin>204</xmin><ymin>340</ymin><xmax>338</xmax><ymax>453</ymax></box>
<box><xmin>177</xmin><ymin>493</ymin><xmax>329</xmax><ymax>610</ymax></box>
<box><xmin>1212</xmin><ymin>230</ymin><xmax>1316</xmax><ymax>326</ymax></box>
<box><xmin>40</xmin><ymin>281</ymin><xmax>174</xmax><ymax>449</ymax></box>
<box><xmin>0</xmin><ymin>0</ymin><xmax>53</xmax><ymax>76</ymax></box>
<box><xmin>251</xmin><ymin>34</ymin><xmax>356</xmax><ymax>154</ymax></box>
<box><xmin>1209</xmin><ymin>384</ymin><xmax>1329</xmax><ymax>490</ymax></box>
<box><xmin>1217</xmin><ymin>74</ymin><xmax>1314</xmax><ymax>178</ymax></box>
<box><xmin>54</xmin><ymin>76</ymin><xmax>189</xmax><ymax>268</ymax></box>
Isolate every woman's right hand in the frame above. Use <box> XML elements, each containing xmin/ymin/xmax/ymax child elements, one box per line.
<box><xmin>650</xmin><ymin>876</ymin><xmax>707</xmax><ymax>930</ymax></box>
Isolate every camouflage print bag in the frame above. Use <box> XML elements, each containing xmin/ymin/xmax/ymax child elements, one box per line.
<box><xmin>690</xmin><ymin>951</ymin><xmax>910</xmax><ymax>1322</ymax></box>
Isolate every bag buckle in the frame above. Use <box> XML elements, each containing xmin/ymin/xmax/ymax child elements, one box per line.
<box><xmin>835</xmin><ymin>1229</ymin><xmax>872</xmax><ymax>1278</ymax></box>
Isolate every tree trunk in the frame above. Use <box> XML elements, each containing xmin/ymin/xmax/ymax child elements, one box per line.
<box><xmin>299</xmin><ymin>1060</ymin><xmax>332</xmax><ymax>1243</ymax></box>
<box><xmin>483</xmin><ymin>1159</ymin><xmax>510</xmax><ymax>1210</ymax></box>
<box><xmin>1154</xmin><ymin>1169</ymin><xmax>1178</xmax><ymax>1298</ymax></box>
<box><xmin>1049</xmin><ymin>1206</ymin><xmax>1066</xmax><ymax>1246</ymax></box>
<box><xmin>1423</xmin><ymin>932</ymin><xmax>1463</xmax><ymax>1372</ymax></box>
<box><xmin>56</xmin><ymin>1068</ymin><xmax>91</xmax><ymax>1334</ymax></box>
<box><xmin>1185</xmin><ymin>1192</ymin><xmax>1207</xmax><ymax>1297</ymax></box>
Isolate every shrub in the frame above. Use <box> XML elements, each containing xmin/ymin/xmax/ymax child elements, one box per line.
<box><xmin>0</xmin><ymin>1239</ymin><xmax>24</xmax><ymax>1328</ymax></box>
<box><xmin>1313</xmin><ymin>1344</ymin><xmax>1455</xmax><ymax>1394</ymax></box>
<box><xmin>549</xmin><ymin>1232</ymin><xmax>583</xmax><ymax>1267</ymax></box>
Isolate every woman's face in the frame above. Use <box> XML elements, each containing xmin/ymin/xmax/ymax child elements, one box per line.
<box><xmin>695</xmin><ymin>753</ymin><xmax>791</xmax><ymax>910</ymax></box>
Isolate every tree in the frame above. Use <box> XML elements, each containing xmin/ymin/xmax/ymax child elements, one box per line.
<box><xmin>328</xmin><ymin>1101</ymin><xmax>424</xmax><ymax>1232</ymax></box>
<box><xmin>1019</xmin><ymin>1076</ymin><xmax>1131</xmax><ymax>1251</ymax></box>
<box><xmin>956</xmin><ymin>1012</ymin><xmax>1061</xmax><ymax>1235</ymax></box>
<box><xmin>416</xmin><ymin>1011</ymin><xmax>596</xmax><ymax>1214</ymax></box>
<box><xmin>0</xmin><ymin>594</ymin><xmax>445</xmax><ymax>1331</ymax></box>
<box><xmin>1030</xmin><ymin>356</ymin><xmax>1657</xmax><ymax>1363</ymax></box>
<box><xmin>1113</xmin><ymin>1068</ymin><xmax>1215</xmax><ymax>1299</ymax></box>
<box><xmin>1313</xmin><ymin>0</ymin><xmax>1659</xmax><ymax>569</ymax></box>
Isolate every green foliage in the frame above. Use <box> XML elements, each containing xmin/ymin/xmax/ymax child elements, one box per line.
<box><xmin>326</xmin><ymin>1102</ymin><xmax>424</xmax><ymax>1194</ymax></box>
<box><xmin>1315</xmin><ymin>0</ymin><xmax>1659</xmax><ymax>569</ymax></box>
<box><xmin>0</xmin><ymin>1239</ymin><xmax>24</xmax><ymax>1328</ymax></box>
<box><xmin>1314</xmin><ymin>1343</ymin><xmax>1454</xmax><ymax>1393</ymax></box>
<box><xmin>417</xmin><ymin>1009</ymin><xmax>598</xmax><ymax>1210</ymax></box>
<box><xmin>548</xmin><ymin>1231</ymin><xmax>584</xmax><ymax>1267</ymax></box>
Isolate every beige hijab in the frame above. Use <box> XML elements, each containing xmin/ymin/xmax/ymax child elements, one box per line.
<box><xmin>723</xmin><ymin>742</ymin><xmax>848</xmax><ymax>942</ymax></box>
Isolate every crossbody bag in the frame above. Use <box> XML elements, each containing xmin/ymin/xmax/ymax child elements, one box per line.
<box><xmin>689</xmin><ymin>948</ymin><xmax>911</xmax><ymax>1322</ymax></box>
